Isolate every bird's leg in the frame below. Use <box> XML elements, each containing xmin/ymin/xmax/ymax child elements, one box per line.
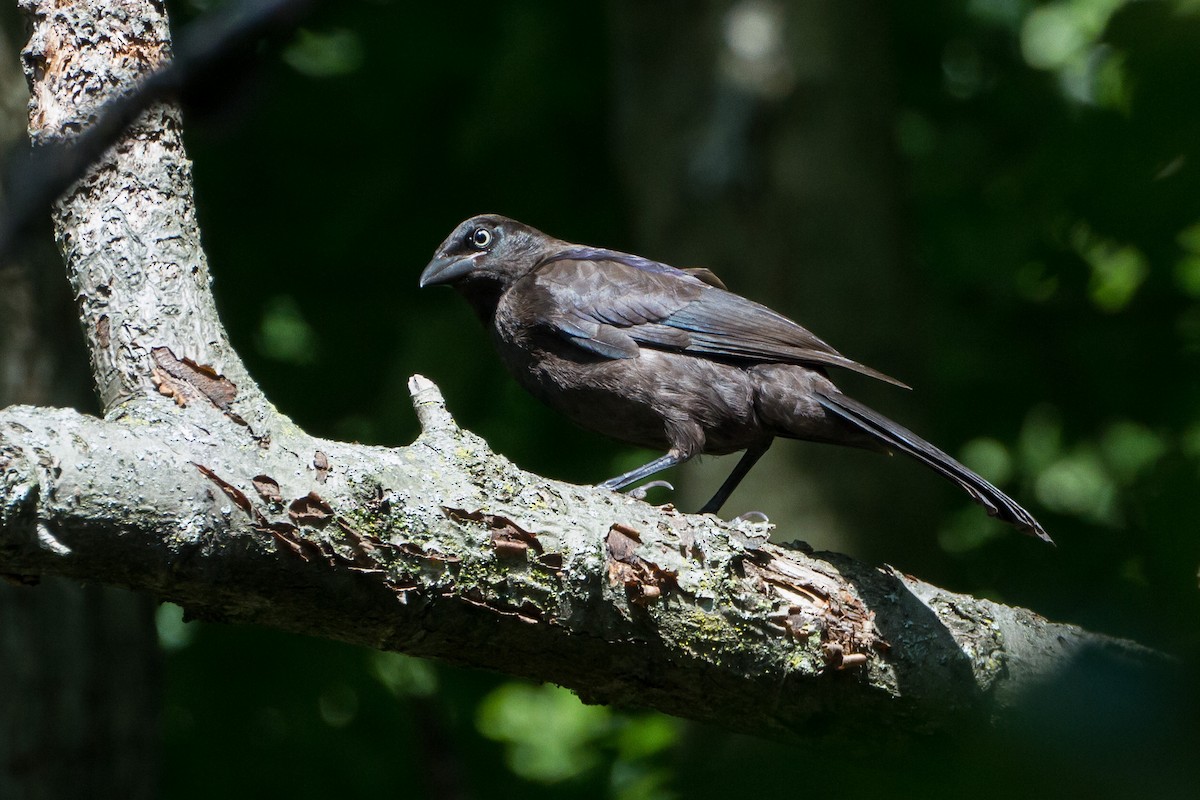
<box><xmin>599</xmin><ymin>453</ymin><xmax>685</xmax><ymax>492</ymax></box>
<box><xmin>699</xmin><ymin>440</ymin><xmax>772</xmax><ymax>514</ymax></box>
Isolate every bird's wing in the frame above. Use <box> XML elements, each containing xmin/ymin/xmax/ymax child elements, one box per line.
<box><xmin>525</xmin><ymin>250</ymin><xmax>907</xmax><ymax>387</ymax></box>
<box><xmin>521</xmin><ymin>255</ymin><xmax>695</xmax><ymax>359</ymax></box>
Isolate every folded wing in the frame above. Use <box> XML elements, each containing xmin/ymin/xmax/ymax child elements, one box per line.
<box><xmin>524</xmin><ymin>250</ymin><xmax>908</xmax><ymax>388</ymax></box>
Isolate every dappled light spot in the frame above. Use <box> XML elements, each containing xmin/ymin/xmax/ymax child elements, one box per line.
<box><xmin>1071</xmin><ymin>224</ymin><xmax>1148</xmax><ymax>312</ymax></box>
<box><xmin>960</xmin><ymin>436</ymin><xmax>1015</xmax><ymax>485</ymax></box>
<box><xmin>370</xmin><ymin>652</ymin><xmax>438</xmax><ymax>699</ymax></box>
<box><xmin>282</xmin><ymin>28</ymin><xmax>364</xmax><ymax>78</ymax></box>
<box><xmin>257</xmin><ymin>295</ymin><xmax>318</xmax><ymax>365</ymax></box>
<box><xmin>317</xmin><ymin>683</ymin><xmax>358</xmax><ymax>728</ymax></box>
<box><xmin>477</xmin><ymin>683</ymin><xmax>610</xmax><ymax>783</ymax></box>
<box><xmin>1035</xmin><ymin>450</ymin><xmax>1119</xmax><ymax>524</ymax></box>
<box><xmin>1100</xmin><ymin>420</ymin><xmax>1166</xmax><ymax>485</ymax></box>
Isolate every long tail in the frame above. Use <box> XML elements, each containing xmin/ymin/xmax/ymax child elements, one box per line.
<box><xmin>815</xmin><ymin>391</ymin><xmax>1052</xmax><ymax>543</ymax></box>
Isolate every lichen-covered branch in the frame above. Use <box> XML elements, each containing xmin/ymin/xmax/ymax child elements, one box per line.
<box><xmin>0</xmin><ymin>0</ymin><xmax>1170</xmax><ymax>747</ymax></box>
<box><xmin>0</xmin><ymin>377</ymin><xmax>1163</xmax><ymax>742</ymax></box>
<box><xmin>20</xmin><ymin>0</ymin><xmax>268</xmax><ymax>422</ymax></box>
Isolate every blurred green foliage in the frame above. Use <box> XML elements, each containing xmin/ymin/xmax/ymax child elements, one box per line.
<box><xmin>476</xmin><ymin>682</ymin><xmax>678</xmax><ymax>796</ymax></box>
<box><xmin>158</xmin><ymin>0</ymin><xmax>1200</xmax><ymax>797</ymax></box>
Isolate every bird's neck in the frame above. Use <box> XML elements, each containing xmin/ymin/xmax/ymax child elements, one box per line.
<box><xmin>457</xmin><ymin>278</ymin><xmax>506</xmax><ymax>326</ymax></box>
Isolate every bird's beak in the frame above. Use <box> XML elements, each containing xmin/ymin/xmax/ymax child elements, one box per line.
<box><xmin>419</xmin><ymin>252</ymin><xmax>482</xmax><ymax>288</ymax></box>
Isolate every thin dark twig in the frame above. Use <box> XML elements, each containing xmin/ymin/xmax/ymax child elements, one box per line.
<box><xmin>0</xmin><ymin>0</ymin><xmax>317</xmax><ymax>263</ymax></box>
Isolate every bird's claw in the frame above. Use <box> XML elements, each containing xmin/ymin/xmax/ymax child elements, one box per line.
<box><xmin>627</xmin><ymin>480</ymin><xmax>674</xmax><ymax>501</ymax></box>
<box><xmin>733</xmin><ymin>510</ymin><xmax>770</xmax><ymax>524</ymax></box>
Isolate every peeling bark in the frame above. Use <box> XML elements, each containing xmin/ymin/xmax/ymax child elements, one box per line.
<box><xmin>19</xmin><ymin>0</ymin><xmax>266</xmax><ymax>420</ymax></box>
<box><xmin>0</xmin><ymin>379</ymin><xmax>1164</xmax><ymax>742</ymax></box>
<box><xmin>0</xmin><ymin>0</ymin><xmax>1172</xmax><ymax>748</ymax></box>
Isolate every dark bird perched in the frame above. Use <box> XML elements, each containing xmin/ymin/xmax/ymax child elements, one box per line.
<box><xmin>420</xmin><ymin>214</ymin><xmax>1051</xmax><ymax>543</ymax></box>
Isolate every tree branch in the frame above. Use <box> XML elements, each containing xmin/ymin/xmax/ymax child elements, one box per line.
<box><xmin>0</xmin><ymin>0</ymin><xmax>1170</xmax><ymax>746</ymax></box>
<box><xmin>0</xmin><ymin>375</ymin><xmax>1165</xmax><ymax>742</ymax></box>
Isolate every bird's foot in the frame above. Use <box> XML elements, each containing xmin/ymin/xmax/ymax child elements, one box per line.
<box><xmin>627</xmin><ymin>480</ymin><xmax>674</xmax><ymax>501</ymax></box>
<box><xmin>733</xmin><ymin>510</ymin><xmax>770</xmax><ymax>524</ymax></box>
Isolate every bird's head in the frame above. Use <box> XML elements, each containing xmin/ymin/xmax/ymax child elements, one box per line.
<box><xmin>420</xmin><ymin>214</ymin><xmax>549</xmax><ymax>296</ymax></box>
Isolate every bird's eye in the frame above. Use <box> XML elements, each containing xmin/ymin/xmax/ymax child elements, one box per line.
<box><xmin>470</xmin><ymin>228</ymin><xmax>493</xmax><ymax>249</ymax></box>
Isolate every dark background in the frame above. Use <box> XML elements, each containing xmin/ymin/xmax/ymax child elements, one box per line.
<box><xmin>13</xmin><ymin>0</ymin><xmax>1200</xmax><ymax>797</ymax></box>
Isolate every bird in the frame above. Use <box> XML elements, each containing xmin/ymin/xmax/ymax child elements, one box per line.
<box><xmin>420</xmin><ymin>213</ymin><xmax>1051</xmax><ymax>543</ymax></box>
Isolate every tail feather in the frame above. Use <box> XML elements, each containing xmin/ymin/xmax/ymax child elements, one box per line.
<box><xmin>816</xmin><ymin>391</ymin><xmax>1052</xmax><ymax>543</ymax></box>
